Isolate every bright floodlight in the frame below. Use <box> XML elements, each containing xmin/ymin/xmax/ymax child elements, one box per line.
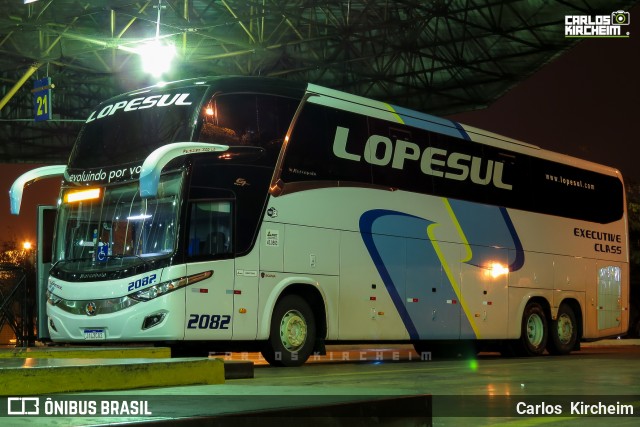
<box><xmin>140</xmin><ymin>40</ymin><xmax>176</xmax><ymax>78</ymax></box>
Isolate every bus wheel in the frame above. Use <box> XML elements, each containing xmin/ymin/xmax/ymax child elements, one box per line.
<box><xmin>547</xmin><ymin>304</ymin><xmax>577</xmax><ymax>355</ymax></box>
<box><xmin>261</xmin><ymin>295</ymin><xmax>315</xmax><ymax>367</ymax></box>
<box><xmin>514</xmin><ymin>302</ymin><xmax>548</xmax><ymax>356</ymax></box>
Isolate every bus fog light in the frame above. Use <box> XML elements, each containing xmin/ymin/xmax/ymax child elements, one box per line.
<box><xmin>142</xmin><ymin>312</ymin><xmax>167</xmax><ymax>330</ymax></box>
<box><xmin>49</xmin><ymin>317</ymin><xmax>58</xmax><ymax>332</ymax></box>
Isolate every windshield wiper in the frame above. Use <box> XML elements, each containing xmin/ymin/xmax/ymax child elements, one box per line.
<box><xmin>58</xmin><ymin>257</ymin><xmax>93</xmax><ymax>263</ymax></box>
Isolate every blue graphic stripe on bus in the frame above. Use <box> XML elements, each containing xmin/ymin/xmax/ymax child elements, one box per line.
<box><xmin>390</xmin><ymin>105</ymin><xmax>468</xmax><ymax>140</ymax></box>
<box><xmin>359</xmin><ymin>209</ymin><xmax>474</xmax><ymax>340</ymax></box>
<box><xmin>499</xmin><ymin>207</ymin><xmax>525</xmax><ymax>271</ymax></box>
<box><xmin>447</xmin><ymin>200</ymin><xmax>524</xmax><ymax>271</ymax></box>
<box><xmin>360</xmin><ymin>210</ymin><xmax>420</xmax><ymax>339</ymax></box>
<box><xmin>452</xmin><ymin>121</ymin><xmax>471</xmax><ymax>141</ymax></box>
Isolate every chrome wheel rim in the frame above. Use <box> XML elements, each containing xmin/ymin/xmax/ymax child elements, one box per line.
<box><xmin>556</xmin><ymin>313</ymin><xmax>573</xmax><ymax>345</ymax></box>
<box><xmin>526</xmin><ymin>313</ymin><xmax>544</xmax><ymax>347</ymax></box>
<box><xmin>279</xmin><ymin>309</ymin><xmax>307</xmax><ymax>351</ymax></box>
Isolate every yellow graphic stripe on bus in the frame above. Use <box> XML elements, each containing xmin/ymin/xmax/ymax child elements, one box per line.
<box><xmin>425</xmin><ymin>200</ymin><xmax>480</xmax><ymax>338</ymax></box>
<box><xmin>443</xmin><ymin>198</ymin><xmax>472</xmax><ymax>263</ymax></box>
<box><xmin>383</xmin><ymin>103</ymin><xmax>404</xmax><ymax>124</ymax></box>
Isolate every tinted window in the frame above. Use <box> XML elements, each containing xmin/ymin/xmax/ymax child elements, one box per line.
<box><xmin>282</xmin><ymin>103</ymin><xmax>371</xmax><ymax>183</ymax></box>
<box><xmin>189</xmin><ymin>162</ymin><xmax>273</xmax><ymax>255</ymax></box>
<box><xmin>528</xmin><ymin>157</ymin><xmax>623</xmax><ymax>223</ymax></box>
<box><xmin>196</xmin><ymin>94</ymin><xmax>299</xmax><ymax>166</ymax></box>
<box><xmin>187</xmin><ymin>200</ymin><xmax>233</xmax><ymax>259</ymax></box>
<box><xmin>368</xmin><ymin>118</ymin><xmax>430</xmax><ymax>192</ymax></box>
<box><xmin>69</xmin><ymin>87</ymin><xmax>205</xmax><ymax>170</ymax></box>
<box><xmin>280</xmin><ymin>102</ymin><xmax>623</xmax><ymax>224</ymax></box>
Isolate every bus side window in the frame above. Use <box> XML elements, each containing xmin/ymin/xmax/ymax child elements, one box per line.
<box><xmin>187</xmin><ymin>200</ymin><xmax>233</xmax><ymax>258</ymax></box>
<box><xmin>389</xmin><ymin>127</ymin><xmax>412</xmax><ymax>142</ymax></box>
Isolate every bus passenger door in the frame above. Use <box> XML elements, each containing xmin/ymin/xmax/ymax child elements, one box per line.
<box><xmin>184</xmin><ymin>200</ymin><xmax>234</xmax><ymax>340</ymax></box>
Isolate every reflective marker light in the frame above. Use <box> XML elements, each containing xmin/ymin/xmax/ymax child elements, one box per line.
<box><xmin>64</xmin><ymin>188</ymin><xmax>101</xmax><ymax>203</ymax></box>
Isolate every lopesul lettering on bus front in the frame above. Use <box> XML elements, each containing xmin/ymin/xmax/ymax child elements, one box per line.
<box><xmin>85</xmin><ymin>93</ymin><xmax>193</xmax><ymax>123</ymax></box>
<box><xmin>332</xmin><ymin>126</ymin><xmax>512</xmax><ymax>190</ymax></box>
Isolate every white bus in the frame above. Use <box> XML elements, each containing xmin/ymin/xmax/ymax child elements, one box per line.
<box><xmin>11</xmin><ymin>77</ymin><xmax>628</xmax><ymax>366</ymax></box>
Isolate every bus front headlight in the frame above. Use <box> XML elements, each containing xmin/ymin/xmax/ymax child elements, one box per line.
<box><xmin>130</xmin><ymin>270</ymin><xmax>213</xmax><ymax>301</ymax></box>
<box><xmin>46</xmin><ymin>290</ymin><xmax>62</xmax><ymax>305</ymax></box>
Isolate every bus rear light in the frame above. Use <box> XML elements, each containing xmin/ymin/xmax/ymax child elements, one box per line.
<box><xmin>64</xmin><ymin>188</ymin><xmax>101</xmax><ymax>203</ymax></box>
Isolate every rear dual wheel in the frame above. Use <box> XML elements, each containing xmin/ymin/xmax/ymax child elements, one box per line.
<box><xmin>547</xmin><ymin>303</ymin><xmax>577</xmax><ymax>355</ymax></box>
<box><xmin>503</xmin><ymin>301</ymin><xmax>547</xmax><ymax>357</ymax></box>
<box><xmin>505</xmin><ymin>301</ymin><xmax>577</xmax><ymax>357</ymax></box>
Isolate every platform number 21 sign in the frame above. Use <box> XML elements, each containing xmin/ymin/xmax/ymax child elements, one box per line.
<box><xmin>33</xmin><ymin>77</ymin><xmax>53</xmax><ymax>122</ymax></box>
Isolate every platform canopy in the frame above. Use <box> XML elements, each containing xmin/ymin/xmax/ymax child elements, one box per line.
<box><xmin>0</xmin><ymin>0</ymin><xmax>637</xmax><ymax>163</ymax></box>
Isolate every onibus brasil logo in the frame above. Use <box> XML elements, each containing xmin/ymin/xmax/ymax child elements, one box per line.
<box><xmin>565</xmin><ymin>10</ymin><xmax>630</xmax><ymax>38</ymax></box>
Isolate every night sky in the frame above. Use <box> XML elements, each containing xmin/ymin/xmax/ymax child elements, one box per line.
<box><xmin>1</xmin><ymin>7</ymin><xmax>638</xmax><ymax>245</ymax></box>
<box><xmin>450</xmin><ymin>23</ymin><xmax>640</xmax><ymax>185</ymax></box>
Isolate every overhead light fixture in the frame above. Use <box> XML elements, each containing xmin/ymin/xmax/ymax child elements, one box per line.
<box><xmin>140</xmin><ymin>39</ymin><xmax>176</xmax><ymax>78</ymax></box>
<box><xmin>139</xmin><ymin>0</ymin><xmax>175</xmax><ymax>78</ymax></box>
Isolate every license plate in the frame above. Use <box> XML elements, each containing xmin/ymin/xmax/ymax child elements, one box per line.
<box><xmin>83</xmin><ymin>329</ymin><xmax>106</xmax><ymax>340</ymax></box>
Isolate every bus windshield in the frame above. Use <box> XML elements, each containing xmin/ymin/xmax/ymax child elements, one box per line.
<box><xmin>67</xmin><ymin>86</ymin><xmax>206</xmax><ymax>172</ymax></box>
<box><xmin>53</xmin><ymin>172</ymin><xmax>183</xmax><ymax>269</ymax></box>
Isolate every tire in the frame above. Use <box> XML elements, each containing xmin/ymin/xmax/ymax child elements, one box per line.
<box><xmin>547</xmin><ymin>303</ymin><xmax>577</xmax><ymax>355</ymax></box>
<box><xmin>261</xmin><ymin>295</ymin><xmax>316</xmax><ymax>367</ymax></box>
<box><xmin>513</xmin><ymin>302</ymin><xmax>548</xmax><ymax>356</ymax></box>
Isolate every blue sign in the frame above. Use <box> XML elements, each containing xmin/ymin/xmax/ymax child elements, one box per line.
<box><xmin>33</xmin><ymin>77</ymin><xmax>52</xmax><ymax>122</ymax></box>
<box><xmin>96</xmin><ymin>243</ymin><xmax>109</xmax><ymax>262</ymax></box>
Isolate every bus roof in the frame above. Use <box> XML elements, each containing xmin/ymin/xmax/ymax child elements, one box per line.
<box><xmin>97</xmin><ymin>76</ymin><xmax>622</xmax><ymax>181</ymax></box>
